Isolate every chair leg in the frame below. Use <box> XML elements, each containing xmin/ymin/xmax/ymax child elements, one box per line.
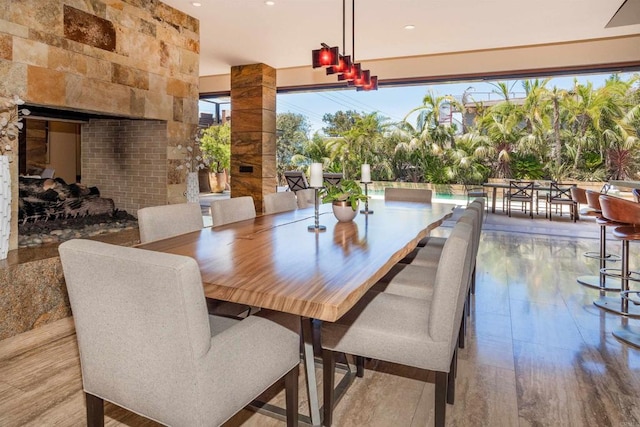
<box><xmin>434</xmin><ymin>371</ymin><xmax>447</xmax><ymax>427</ymax></box>
<box><xmin>285</xmin><ymin>365</ymin><xmax>299</xmax><ymax>427</ymax></box>
<box><xmin>85</xmin><ymin>392</ymin><xmax>104</xmax><ymax>427</ymax></box>
<box><xmin>447</xmin><ymin>349</ymin><xmax>457</xmax><ymax>405</ymax></box>
<box><xmin>355</xmin><ymin>355</ymin><xmax>365</xmax><ymax>377</ymax></box>
<box><xmin>471</xmin><ymin>263</ymin><xmax>477</xmax><ymax>295</ymax></box>
<box><xmin>322</xmin><ymin>349</ymin><xmax>336</xmax><ymax>427</ymax></box>
<box><xmin>458</xmin><ymin>316</ymin><xmax>465</xmax><ymax>349</ymax></box>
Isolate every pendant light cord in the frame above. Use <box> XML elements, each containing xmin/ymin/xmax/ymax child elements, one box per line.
<box><xmin>352</xmin><ymin>0</ymin><xmax>355</xmax><ymax>61</ymax></box>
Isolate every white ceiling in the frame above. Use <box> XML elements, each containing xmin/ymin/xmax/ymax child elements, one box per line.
<box><xmin>161</xmin><ymin>0</ymin><xmax>640</xmax><ymax>77</ymax></box>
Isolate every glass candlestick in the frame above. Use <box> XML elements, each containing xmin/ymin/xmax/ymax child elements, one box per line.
<box><xmin>308</xmin><ymin>187</ymin><xmax>326</xmax><ymax>232</ymax></box>
<box><xmin>360</xmin><ymin>182</ymin><xmax>373</xmax><ymax>214</ymax></box>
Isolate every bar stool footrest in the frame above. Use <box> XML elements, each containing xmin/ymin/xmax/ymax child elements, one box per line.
<box><xmin>613</xmin><ymin>324</ymin><xmax>640</xmax><ymax>349</ymax></box>
<box><xmin>576</xmin><ymin>275</ymin><xmax>621</xmax><ymax>291</ymax></box>
<box><xmin>599</xmin><ymin>268</ymin><xmax>640</xmax><ymax>283</ymax></box>
<box><xmin>584</xmin><ymin>251</ymin><xmax>620</xmax><ymax>262</ymax></box>
<box><xmin>594</xmin><ymin>296</ymin><xmax>640</xmax><ymax>318</ymax></box>
<box><xmin>621</xmin><ymin>290</ymin><xmax>640</xmax><ymax>306</ymax></box>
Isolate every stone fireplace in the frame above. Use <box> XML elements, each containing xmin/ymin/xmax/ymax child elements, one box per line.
<box><xmin>0</xmin><ymin>0</ymin><xmax>200</xmax><ymax>339</ymax></box>
<box><xmin>0</xmin><ymin>0</ymin><xmax>200</xmax><ymax>253</ymax></box>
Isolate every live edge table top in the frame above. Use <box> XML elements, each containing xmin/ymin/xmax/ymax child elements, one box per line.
<box><xmin>138</xmin><ymin>199</ymin><xmax>454</xmax><ymax>322</ymax></box>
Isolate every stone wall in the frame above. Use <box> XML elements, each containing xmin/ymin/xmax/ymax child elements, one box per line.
<box><xmin>0</xmin><ymin>0</ymin><xmax>200</xmax><ymax>252</ymax></box>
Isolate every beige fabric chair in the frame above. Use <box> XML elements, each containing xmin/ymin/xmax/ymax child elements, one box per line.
<box><xmin>137</xmin><ymin>202</ymin><xmax>250</xmax><ymax>318</ymax></box>
<box><xmin>59</xmin><ymin>239</ymin><xmax>300</xmax><ymax>427</ymax></box>
<box><xmin>384</xmin><ymin>187</ymin><xmax>432</xmax><ymax>203</ymax></box>
<box><xmin>296</xmin><ymin>188</ymin><xmax>316</xmax><ymax>209</ymax></box>
<box><xmin>321</xmin><ymin>221</ymin><xmax>474</xmax><ymax>427</ymax></box>
<box><xmin>137</xmin><ymin>203</ymin><xmax>204</xmax><ymax>243</ymax></box>
<box><xmin>264</xmin><ymin>192</ymin><xmax>298</xmax><ymax>215</ymax></box>
<box><xmin>210</xmin><ymin>196</ymin><xmax>256</xmax><ymax>227</ymax></box>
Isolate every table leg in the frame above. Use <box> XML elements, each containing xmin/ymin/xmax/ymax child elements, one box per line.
<box><xmin>491</xmin><ymin>187</ymin><xmax>497</xmax><ymax>213</ymax></box>
<box><xmin>302</xmin><ymin>318</ymin><xmax>322</xmax><ymax>426</ymax></box>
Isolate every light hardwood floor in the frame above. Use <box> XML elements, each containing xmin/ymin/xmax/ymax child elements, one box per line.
<box><xmin>2</xmin><ymin>227</ymin><xmax>640</xmax><ymax>426</ymax></box>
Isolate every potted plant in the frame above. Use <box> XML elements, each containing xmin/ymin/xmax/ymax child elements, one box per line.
<box><xmin>320</xmin><ymin>179</ymin><xmax>368</xmax><ymax>222</ymax></box>
<box><xmin>199</xmin><ymin>122</ymin><xmax>231</xmax><ymax>193</ymax></box>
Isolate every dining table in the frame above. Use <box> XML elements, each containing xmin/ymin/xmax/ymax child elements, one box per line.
<box><xmin>138</xmin><ymin>198</ymin><xmax>454</xmax><ymax>425</ymax></box>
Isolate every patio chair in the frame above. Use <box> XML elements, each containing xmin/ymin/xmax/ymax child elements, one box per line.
<box><xmin>284</xmin><ymin>171</ymin><xmax>309</xmax><ymax>192</ymax></box>
<box><xmin>463</xmin><ymin>184</ymin><xmax>488</xmax><ymax>209</ymax></box>
<box><xmin>323</xmin><ymin>172</ymin><xmax>343</xmax><ymax>187</ymax></box>
<box><xmin>505</xmin><ymin>181</ymin><xmax>534</xmax><ymax>218</ymax></box>
<box><xmin>545</xmin><ymin>183</ymin><xmax>577</xmax><ymax>222</ymax></box>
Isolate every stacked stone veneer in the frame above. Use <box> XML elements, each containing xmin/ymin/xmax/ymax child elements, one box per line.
<box><xmin>0</xmin><ymin>0</ymin><xmax>199</xmax><ymax>339</ymax></box>
<box><xmin>0</xmin><ymin>0</ymin><xmax>200</xmax><ymax>253</ymax></box>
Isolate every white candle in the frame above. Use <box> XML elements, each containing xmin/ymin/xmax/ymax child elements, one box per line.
<box><xmin>310</xmin><ymin>163</ymin><xmax>323</xmax><ymax>187</ymax></box>
<box><xmin>361</xmin><ymin>164</ymin><xmax>371</xmax><ymax>183</ymax></box>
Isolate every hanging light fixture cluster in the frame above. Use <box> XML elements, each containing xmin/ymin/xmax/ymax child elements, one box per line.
<box><xmin>311</xmin><ymin>0</ymin><xmax>378</xmax><ymax>91</ymax></box>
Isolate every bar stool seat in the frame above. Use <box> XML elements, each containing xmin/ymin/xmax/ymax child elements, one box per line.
<box><xmin>577</xmin><ymin>190</ymin><xmax>621</xmax><ymax>291</ymax></box>
<box><xmin>593</xmin><ymin>195</ymin><xmax>640</xmax><ymax>322</ymax></box>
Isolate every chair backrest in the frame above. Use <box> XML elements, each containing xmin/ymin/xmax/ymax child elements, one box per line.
<box><xmin>384</xmin><ymin>187</ymin><xmax>432</xmax><ymax>203</ymax></box>
<box><xmin>508</xmin><ymin>181</ymin><xmax>534</xmax><ymax>199</ymax></box>
<box><xmin>284</xmin><ymin>171</ymin><xmax>309</xmax><ymax>192</ymax></box>
<box><xmin>429</xmin><ymin>221</ymin><xmax>473</xmax><ymax>349</ymax></box>
<box><xmin>41</xmin><ymin>168</ymin><xmax>55</xmax><ymax>179</ymax></box>
<box><xmin>323</xmin><ymin>173</ymin><xmax>343</xmax><ymax>187</ymax></box>
<box><xmin>599</xmin><ymin>194</ymin><xmax>640</xmax><ymax>225</ymax></box>
<box><xmin>137</xmin><ymin>203</ymin><xmax>204</xmax><ymax>243</ymax></box>
<box><xmin>210</xmin><ymin>196</ymin><xmax>256</xmax><ymax>227</ymax></box>
<box><xmin>633</xmin><ymin>188</ymin><xmax>640</xmax><ymax>203</ymax></box>
<box><xmin>296</xmin><ymin>188</ymin><xmax>316</xmax><ymax>209</ymax></box>
<box><xmin>58</xmin><ymin>239</ymin><xmax>211</xmax><ymax>423</ymax></box>
<box><xmin>264</xmin><ymin>192</ymin><xmax>298</xmax><ymax>214</ymax></box>
<box><xmin>585</xmin><ymin>189</ymin><xmax>602</xmax><ymax>210</ymax></box>
<box><xmin>549</xmin><ymin>182</ymin><xmax>574</xmax><ymax>202</ymax></box>
<box><xmin>570</xmin><ymin>187</ymin><xmax>588</xmax><ymax>204</ymax></box>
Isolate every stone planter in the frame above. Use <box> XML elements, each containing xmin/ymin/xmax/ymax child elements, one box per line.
<box><xmin>332</xmin><ymin>200</ymin><xmax>359</xmax><ymax>222</ymax></box>
<box><xmin>210</xmin><ymin>171</ymin><xmax>227</xmax><ymax>193</ymax></box>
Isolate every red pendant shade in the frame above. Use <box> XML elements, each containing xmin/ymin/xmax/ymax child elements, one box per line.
<box><xmin>312</xmin><ymin>46</ymin><xmax>339</xmax><ymax>68</ymax></box>
<box><xmin>310</xmin><ymin>0</ymin><xmax>378</xmax><ymax>90</ymax></box>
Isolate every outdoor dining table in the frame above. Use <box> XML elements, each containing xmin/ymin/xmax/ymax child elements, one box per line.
<box><xmin>482</xmin><ymin>181</ymin><xmax>556</xmax><ymax>214</ymax></box>
<box><xmin>137</xmin><ymin>198</ymin><xmax>454</xmax><ymax>426</ymax></box>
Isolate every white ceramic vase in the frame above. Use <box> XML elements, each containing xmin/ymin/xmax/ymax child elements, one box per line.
<box><xmin>186</xmin><ymin>171</ymin><xmax>199</xmax><ymax>203</ymax></box>
<box><xmin>332</xmin><ymin>200</ymin><xmax>359</xmax><ymax>222</ymax></box>
<box><xmin>0</xmin><ymin>155</ymin><xmax>11</xmax><ymax>259</ymax></box>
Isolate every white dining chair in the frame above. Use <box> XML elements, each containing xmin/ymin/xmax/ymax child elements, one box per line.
<box><xmin>59</xmin><ymin>239</ymin><xmax>300</xmax><ymax>427</ymax></box>
<box><xmin>210</xmin><ymin>196</ymin><xmax>256</xmax><ymax>227</ymax></box>
<box><xmin>321</xmin><ymin>220</ymin><xmax>474</xmax><ymax>427</ymax></box>
<box><xmin>264</xmin><ymin>192</ymin><xmax>298</xmax><ymax>214</ymax></box>
<box><xmin>137</xmin><ymin>203</ymin><xmax>203</xmax><ymax>243</ymax></box>
<box><xmin>137</xmin><ymin>202</ymin><xmax>252</xmax><ymax>318</ymax></box>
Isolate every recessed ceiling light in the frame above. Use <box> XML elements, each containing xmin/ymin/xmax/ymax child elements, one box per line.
<box><xmin>265</xmin><ymin>1</ymin><xmax>275</xmax><ymax>5</ymax></box>
<box><xmin>191</xmin><ymin>2</ymin><xmax>201</xmax><ymax>6</ymax></box>
<box><xmin>404</xmin><ymin>25</ymin><xmax>415</xmax><ymax>30</ymax></box>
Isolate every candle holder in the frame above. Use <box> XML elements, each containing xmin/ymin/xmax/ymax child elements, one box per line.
<box><xmin>308</xmin><ymin>187</ymin><xmax>326</xmax><ymax>232</ymax></box>
<box><xmin>360</xmin><ymin>182</ymin><xmax>374</xmax><ymax>214</ymax></box>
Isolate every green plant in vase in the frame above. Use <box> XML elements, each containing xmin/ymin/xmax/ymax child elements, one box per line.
<box><xmin>320</xmin><ymin>179</ymin><xmax>368</xmax><ymax>211</ymax></box>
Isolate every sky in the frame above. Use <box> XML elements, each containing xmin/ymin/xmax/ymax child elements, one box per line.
<box><xmin>199</xmin><ymin>72</ymin><xmax>637</xmax><ymax>135</ymax></box>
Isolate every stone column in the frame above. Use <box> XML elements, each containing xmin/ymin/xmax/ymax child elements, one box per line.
<box><xmin>230</xmin><ymin>64</ymin><xmax>277</xmax><ymax>214</ymax></box>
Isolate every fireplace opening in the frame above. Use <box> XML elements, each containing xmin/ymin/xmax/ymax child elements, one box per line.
<box><xmin>16</xmin><ymin>106</ymin><xmax>168</xmax><ymax>248</ymax></box>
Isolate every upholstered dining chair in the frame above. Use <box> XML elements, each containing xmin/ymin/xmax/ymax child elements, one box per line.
<box><xmin>295</xmin><ymin>188</ymin><xmax>316</xmax><ymax>209</ymax></box>
<box><xmin>137</xmin><ymin>203</ymin><xmax>204</xmax><ymax>243</ymax></box>
<box><xmin>59</xmin><ymin>239</ymin><xmax>300</xmax><ymax>427</ymax></box>
<box><xmin>384</xmin><ymin>187</ymin><xmax>432</xmax><ymax>203</ymax></box>
<box><xmin>137</xmin><ymin>202</ymin><xmax>251</xmax><ymax>318</ymax></box>
<box><xmin>321</xmin><ymin>221</ymin><xmax>474</xmax><ymax>427</ymax></box>
<box><xmin>210</xmin><ymin>196</ymin><xmax>256</xmax><ymax>227</ymax></box>
<box><xmin>264</xmin><ymin>192</ymin><xmax>298</xmax><ymax>215</ymax></box>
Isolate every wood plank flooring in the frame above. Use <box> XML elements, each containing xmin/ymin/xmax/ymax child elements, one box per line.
<box><xmin>2</xmin><ymin>228</ymin><xmax>640</xmax><ymax>426</ymax></box>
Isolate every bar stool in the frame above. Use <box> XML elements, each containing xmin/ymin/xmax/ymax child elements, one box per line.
<box><xmin>593</xmin><ymin>195</ymin><xmax>640</xmax><ymax>319</ymax></box>
<box><xmin>577</xmin><ymin>190</ymin><xmax>621</xmax><ymax>292</ymax></box>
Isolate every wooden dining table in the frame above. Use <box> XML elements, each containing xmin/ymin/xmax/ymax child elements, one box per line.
<box><xmin>138</xmin><ymin>198</ymin><xmax>454</xmax><ymax>425</ymax></box>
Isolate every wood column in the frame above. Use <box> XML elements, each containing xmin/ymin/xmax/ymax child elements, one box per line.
<box><xmin>230</xmin><ymin>63</ymin><xmax>277</xmax><ymax>213</ymax></box>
